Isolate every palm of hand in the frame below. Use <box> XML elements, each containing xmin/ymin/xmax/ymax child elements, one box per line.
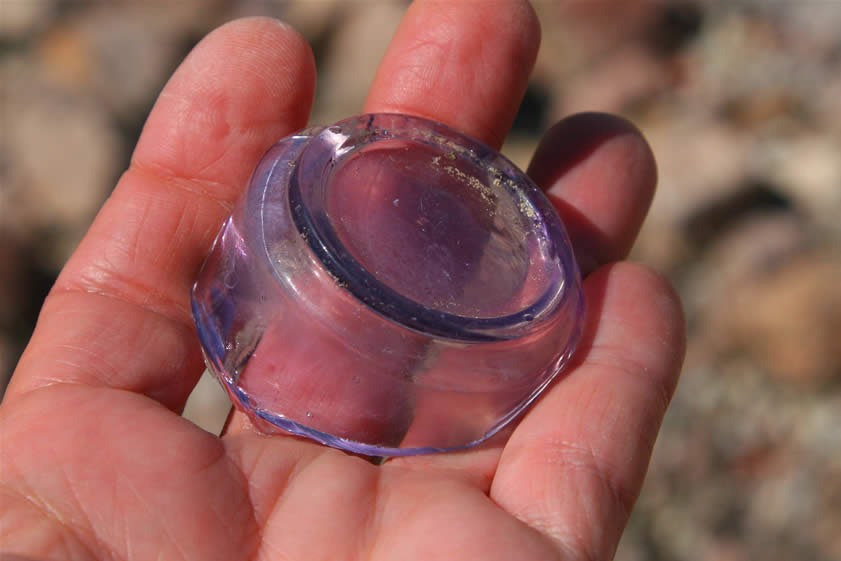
<box><xmin>1</xmin><ymin>3</ymin><xmax>684</xmax><ymax>560</ymax></box>
<box><xmin>7</xmin><ymin>388</ymin><xmax>557</xmax><ymax>559</ymax></box>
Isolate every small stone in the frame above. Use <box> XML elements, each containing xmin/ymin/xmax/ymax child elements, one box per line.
<box><xmin>77</xmin><ymin>6</ymin><xmax>185</xmax><ymax>120</ymax></box>
<box><xmin>0</xmin><ymin>0</ymin><xmax>55</xmax><ymax>40</ymax></box>
<box><xmin>2</xmin><ymin>57</ymin><xmax>121</xmax><ymax>269</ymax></box>
<box><xmin>559</xmin><ymin>44</ymin><xmax>674</xmax><ymax>116</ymax></box>
<box><xmin>682</xmin><ymin>213</ymin><xmax>806</xmax><ymax>314</ymax></box>
<box><xmin>181</xmin><ymin>370</ymin><xmax>232</xmax><ymax>435</ymax></box>
<box><xmin>771</xmin><ymin>136</ymin><xmax>841</xmax><ymax>232</ymax></box>
<box><xmin>280</xmin><ymin>0</ymin><xmax>346</xmax><ymax>41</ymax></box>
<box><xmin>704</xmin><ymin>252</ymin><xmax>841</xmax><ymax>385</ymax></box>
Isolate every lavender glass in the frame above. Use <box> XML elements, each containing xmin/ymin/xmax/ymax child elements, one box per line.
<box><xmin>191</xmin><ymin>114</ymin><xmax>585</xmax><ymax>456</ymax></box>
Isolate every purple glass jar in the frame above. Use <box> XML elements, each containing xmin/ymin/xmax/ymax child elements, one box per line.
<box><xmin>191</xmin><ymin>114</ymin><xmax>584</xmax><ymax>456</ymax></box>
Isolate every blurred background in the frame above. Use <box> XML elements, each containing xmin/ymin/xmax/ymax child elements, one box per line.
<box><xmin>2</xmin><ymin>1</ymin><xmax>840</xmax><ymax>559</ymax></box>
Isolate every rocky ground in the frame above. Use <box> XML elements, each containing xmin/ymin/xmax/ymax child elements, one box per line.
<box><xmin>2</xmin><ymin>1</ymin><xmax>840</xmax><ymax>559</ymax></box>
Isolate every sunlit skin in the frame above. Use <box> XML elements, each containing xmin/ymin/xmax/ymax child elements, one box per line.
<box><xmin>0</xmin><ymin>2</ymin><xmax>685</xmax><ymax>560</ymax></box>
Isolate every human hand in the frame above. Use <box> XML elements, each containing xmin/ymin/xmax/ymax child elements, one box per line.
<box><xmin>0</xmin><ymin>2</ymin><xmax>684</xmax><ymax>560</ymax></box>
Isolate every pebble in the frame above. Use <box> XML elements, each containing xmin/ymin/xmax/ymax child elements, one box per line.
<box><xmin>0</xmin><ymin>0</ymin><xmax>55</xmax><ymax>40</ymax></box>
<box><xmin>2</xmin><ymin>56</ymin><xmax>122</xmax><ymax>269</ymax></box>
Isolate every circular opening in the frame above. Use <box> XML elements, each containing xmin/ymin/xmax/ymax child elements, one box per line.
<box><xmin>326</xmin><ymin>140</ymin><xmax>535</xmax><ymax>318</ymax></box>
<box><xmin>287</xmin><ymin>114</ymin><xmax>568</xmax><ymax>340</ymax></box>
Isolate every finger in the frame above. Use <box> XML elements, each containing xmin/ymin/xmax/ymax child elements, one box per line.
<box><xmin>363</xmin><ymin>0</ymin><xmax>540</xmax><ymax>148</ymax></box>
<box><xmin>527</xmin><ymin>112</ymin><xmax>658</xmax><ymax>275</ymax></box>
<box><xmin>8</xmin><ymin>18</ymin><xmax>316</xmax><ymax>411</ymax></box>
<box><xmin>490</xmin><ymin>263</ymin><xmax>685</xmax><ymax>560</ymax></box>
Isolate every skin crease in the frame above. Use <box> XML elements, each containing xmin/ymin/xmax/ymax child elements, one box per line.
<box><xmin>0</xmin><ymin>2</ymin><xmax>685</xmax><ymax>561</ymax></box>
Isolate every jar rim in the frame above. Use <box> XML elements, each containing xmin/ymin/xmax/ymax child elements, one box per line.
<box><xmin>266</xmin><ymin>113</ymin><xmax>581</xmax><ymax>342</ymax></box>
